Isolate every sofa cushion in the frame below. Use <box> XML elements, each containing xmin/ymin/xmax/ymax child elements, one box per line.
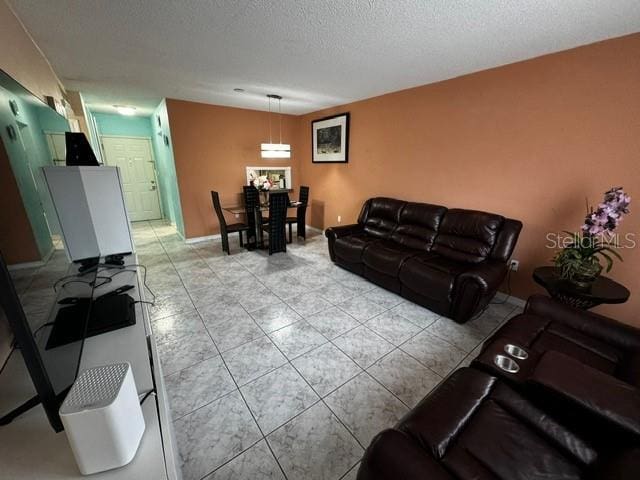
<box><xmin>391</xmin><ymin>202</ymin><xmax>447</xmax><ymax>251</ymax></box>
<box><xmin>362</xmin><ymin>197</ymin><xmax>405</xmax><ymax>239</ymax></box>
<box><xmin>433</xmin><ymin>209</ymin><xmax>504</xmax><ymax>263</ymax></box>
<box><xmin>399</xmin><ymin>253</ymin><xmax>469</xmax><ymax>301</ymax></box>
<box><xmin>362</xmin><ymin>240</ymin><xmax>420</xmax><ymax>276</ymax></box>
<box><xmin>618</xmin><ymin>353</ymin><xmax>640</xmax><ymax>388</ymax></box>
<box><xmin>334</xmin><ymin>233</ymin><xmax>379</xmax><ymax>263</ymax></box>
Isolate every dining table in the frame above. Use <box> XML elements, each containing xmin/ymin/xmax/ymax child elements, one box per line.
<box><xmin>222</xmin><ymin>199</ymin><xmax>303</xmax><ymax>250</ymax></box>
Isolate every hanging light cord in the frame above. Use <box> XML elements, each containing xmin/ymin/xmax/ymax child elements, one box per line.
<box><xmin>268</xmin><ymin>96</ymin><xmax>273</xmax><ymax>144</ymax></box>
<box><xmin>278</xmin><ymin>97</ymin><xmax>282</xmax><ymax>145</ymax></box>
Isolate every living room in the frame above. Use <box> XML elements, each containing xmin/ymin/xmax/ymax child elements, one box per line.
<box><xmin>0</xmin><ymin>1</ymin><xmax>639</xmax><ymax>479</ymax></box>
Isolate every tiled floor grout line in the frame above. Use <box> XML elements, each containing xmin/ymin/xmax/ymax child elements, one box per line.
<box><xmin>327</xmin><ymin>325</ymin><xmax>430</xmax><ymax>411</ymax></box>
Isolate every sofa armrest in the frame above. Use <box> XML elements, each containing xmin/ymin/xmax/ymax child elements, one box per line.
<box><xmin>457</xmin><ymin>260</ymin><xmax>508</xmax><ymax>295</ymax></box>
<box><xmin>325</xmin><ymin>224</ymin><xmax>364</xmax><ymax>262</ymax></box>
<box><xmin>525</xmin><ymin>295</ymin><xmax>640</xmax><ymax>351</ymax></box>
<box><xmin>324</xmin><ymin>223</ymin><xmax>363</xmax><ymax>240</ymax></box>
<box><xmin>529</xmin><ymin>351</ymin><xmax>640</xmax><ymax>438</ymax></box>
<box><xmin>358</xmin><ymin>429</ymin><xmax>455</xmax><ymax>480</ymax></box>
<box><xmin>451</xmin><ymin>261</ymin><xmax>508</xmax><ymax>322</ymax></box>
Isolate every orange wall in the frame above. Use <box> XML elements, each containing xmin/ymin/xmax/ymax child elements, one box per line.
<box><xmin>0</xmin><ymin>138</ymin><xmax>40</xmax><ymax>263</ymax></box>
<box><xmin>166</xmin><ymin>99</ymin><xmax>299</xmax><ymax>239</ymax></box>
<box><xmin>296</xmin><ymin>33</ymin><xmax>640</xmax><ymax>327</ymax></box>
<box><xmin>166</xmin><ymin>34</ymin><xmax>639</xmax><ymax>327</ymax></box>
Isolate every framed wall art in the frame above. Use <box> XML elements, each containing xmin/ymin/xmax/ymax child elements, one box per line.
<box><xmin>311</xmin><ymin>112</ymin><xmax>349</xmax><ymax>163</ymax></box>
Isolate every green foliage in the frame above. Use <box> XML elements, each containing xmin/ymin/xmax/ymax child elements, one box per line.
<box><xmin>553</xmin><ymin>232</ymin><xmax>623</xmax><ymax>281</ymax></box>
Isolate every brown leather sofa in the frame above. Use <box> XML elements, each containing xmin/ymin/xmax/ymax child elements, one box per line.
<box><xmin>489</xmin><ymin>295</ymin><xmax>640</xmax><ymax>387</ymax></box>
<box><xmin>325</xmin><ymin>197</ymin><xmax>522</xmax><ymax>323</ymax></box>
<box><xmin>358</xmin><ymin>368</ymin><xmax>640</xmax><ymax>480</ymax></box>
<box><xmin>358</xmin><ymin>297</ymin><xmax>640</xmax><ymax>479</ymax></box>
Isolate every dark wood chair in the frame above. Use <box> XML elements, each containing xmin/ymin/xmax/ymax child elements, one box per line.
<box><xmin>211</xmin><ymin>191</ymin><xmax>249</xmax><ymax>255</ymax></box>
<box><xmin>243</xmin><ymin>185</ymin><xmax>262</xmax><ymax>249</ymax></box>
<box><xmin>286</xmin><ymin>186</ymin><xmax>309</xmax><ymax>243</ymax></box>
<box><xmin>263</xmin><ymin>192</ymin><xmax>288</xmax><ymax>255</ymax></box>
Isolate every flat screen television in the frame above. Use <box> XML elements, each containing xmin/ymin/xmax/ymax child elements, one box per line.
<box><xmin>0</xmin><ymin>251</ymin><xmax>96</xmax><ymax>432</ymax></box>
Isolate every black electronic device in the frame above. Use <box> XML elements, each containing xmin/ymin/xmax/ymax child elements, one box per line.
<box><xmin>65</xmin><ymin>132</ymin><xmax>99</xmax><ymax>166</ymax></box>
<box><xmin>46</xmin><ymin>292</ymin><xmax>136</xmax><ymax>350</ymax></box>
<box><xmin>104</xmin><ymin>254</ymin><xmax>125</xmax><ymax>266</ymax></box>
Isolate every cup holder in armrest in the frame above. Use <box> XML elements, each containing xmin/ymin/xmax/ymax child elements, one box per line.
<box><xmin>494</xmin><ymin>354</ymin><xmax>520</xmax><ymax>373</ymax></box>
<box><xmin>504</xmin><ymin>344</ymin><xmax>528</xmax><ymax>360</ymax></box>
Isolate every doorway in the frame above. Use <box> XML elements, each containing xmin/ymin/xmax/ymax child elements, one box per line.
<box><xmin>101</xmin><ymin>136</ymin><xmax>162</xmax><ymax>222</ymax></box>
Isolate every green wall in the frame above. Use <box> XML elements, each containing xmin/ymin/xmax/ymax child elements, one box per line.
<box><xmin>86</xmin><ymin>105</ymin><xmax>183</xmax><ymax>235</ymax></box>
<box><xmin>91</xmin><ymin>111</ymin><xmax>154</xmax><ymax>138</ymax></box>
<box><xmin>151</xmin><ymin>100</ymin><xmax>184</xmax><ymax>236</ymax></box>
<box><xmin>0</xmin><ymin>82</ymin><xmax>69</xmax><ymax>258</ymax></box>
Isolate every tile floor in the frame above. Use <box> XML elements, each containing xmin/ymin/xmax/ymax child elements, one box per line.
<box><xmin>131</xmin><ymin>220</ymin><xmax>521</xmax><ymax>480</ymax></box>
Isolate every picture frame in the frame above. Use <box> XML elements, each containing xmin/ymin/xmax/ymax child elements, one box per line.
<box><xmin>311</xmin><ymin>112</ymin><xmax>349</xmax><ymax>163</ymax></box>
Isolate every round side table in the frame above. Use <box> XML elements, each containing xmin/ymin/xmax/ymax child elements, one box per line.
<box><xmin>532</xmin><ymin>266</ymin><xmax>630</xmax><ymax>310</ymax></box>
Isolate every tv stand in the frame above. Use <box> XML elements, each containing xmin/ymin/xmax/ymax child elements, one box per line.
<box><xmin>0</xmin><ymin>258</ymin><xmax>181</xmax><ymax>479</ymax></box>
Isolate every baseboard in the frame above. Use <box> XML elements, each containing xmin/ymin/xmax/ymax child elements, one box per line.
<box><xmin>173</xmin><ymin>224</ymin><xmax>186</xmax><ymax>241</ymax></box>
<box><xmin>185</xmin><ymin>233</ymin><xmax>221</xmax><ymax>244</ymax></box>
<box><xmin>493</xmin><ymin>291</ymin><xmax>526</xmax><ymax>308</ymax></box>
<box><xmin>305</xmin><ymin>224</ymin><xmax>324</xmax><ymax>234</ymax></box>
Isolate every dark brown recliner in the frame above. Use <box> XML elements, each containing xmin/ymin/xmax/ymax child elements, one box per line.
<box><xmin>325</xmin><ymin>197</ymin><xmax>522</xmax><ymax>323</ymax></box>
<box><xmin>488</xmin><ymin>295</ymin><xmax>640</xmax><ymax>387</ymax></box>
<box><xmin>358</xmin><ymin>368</ymin><xmax>640</xmax><ymax>480</ymax></box>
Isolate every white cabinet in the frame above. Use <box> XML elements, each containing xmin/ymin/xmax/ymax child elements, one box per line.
<box><xmin>43</xmin><ymin>166</ymin><xmax>134</xmax><ymax>261</ymax></box>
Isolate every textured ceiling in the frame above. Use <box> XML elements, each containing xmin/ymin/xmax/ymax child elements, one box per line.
<box><xmin>8</xmin><ymin>0</ymin><xmax>640</xmax><ymax>115</ymax></box>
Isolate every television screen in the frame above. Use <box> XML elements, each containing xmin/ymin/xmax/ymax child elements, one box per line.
<box><xmin>0</xmin><ymin>68</ymin><xmax>99</xmax><ymax>432</ymax></box>
<box><xmin>0</xmin><ymin>250</ymin><xmax>97</xmax><ymax>432</ymax></box>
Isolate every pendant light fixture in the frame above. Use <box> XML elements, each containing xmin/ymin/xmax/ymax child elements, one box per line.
<box><xmin>261</xmin><ymin>94</ymin><xmax>291</xmax><ymax>159</ymax></box>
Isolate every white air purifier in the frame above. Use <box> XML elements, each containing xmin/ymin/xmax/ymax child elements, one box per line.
<box><xmin>59</xmin><ymin>363</ymin><xmax>145</xmax><ymax>475</ymax></box>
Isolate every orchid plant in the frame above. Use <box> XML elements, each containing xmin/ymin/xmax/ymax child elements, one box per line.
<box><xmin>554</xmin><ymin>187</ymin><xmax>631</xmax><ymax>285</ymax></box>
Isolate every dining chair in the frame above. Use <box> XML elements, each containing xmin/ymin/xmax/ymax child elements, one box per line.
<box><xmin>264</xmin><ymin>192</ymin><xmax>288</xmax><ymax>255</ymax></box>
<box><xmin>242</xmin><ymin>185</ymin><xmax>261</xmax><ymax>249</ymax></box>
<box><xmin>286</xmin><ymin>186</ymin><xmax>309</xmax><ymax>243</ymax></box>
<box><xmin>211</xmin><ymin>191</ymin><xmax>249</xmax><ymax>255</ymax></box>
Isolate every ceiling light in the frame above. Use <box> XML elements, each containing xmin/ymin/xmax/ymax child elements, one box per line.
<box><xmin>261</xmin><ymin>94</ymin><xmax>291</xmax><ymax>159</ymax></box>
<box><xmin>115</xmin><ymin>105</ymin><xmax>136</xmax><ymax>116</ymax></box>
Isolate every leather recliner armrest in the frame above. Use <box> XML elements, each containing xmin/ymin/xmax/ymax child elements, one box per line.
<box><xmin>456</xmin><ymin>260</ymin><xmax>508</xmax><ymax>295</ymax></box>
<box><xmin>525</xmin><ymin>295</ymin><xmax>640</xmax><ymax>351</ymax></box>
<box><xmin>358</xmin><ymin>429</ymin><xmax>455</xmax><ymax>480</ymax></box>
<box><xmin>451</xmin><ymin>261</ymin><xmax>509</xmax><ymax>322</ymax></box>
<box><xmin>324</xmin><ymin>223</ymin><xmax>363</xmax><ymax>240</ymax></box>
<box><xmin>529</xmin><ymin>351</ymin><xmax>640</xmax><ymax>438</ymax></box>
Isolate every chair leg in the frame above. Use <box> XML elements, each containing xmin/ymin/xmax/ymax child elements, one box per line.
<box><xmin>222</xmin><ymin>232</ymin><xmax>230</xmax><ymax>254</ymax></box>
<box><xmin>288</xmin><ymin>223</ymin><xmax>292</xmax><ymax>243</ymax></box>
<box><xmin>239</xmin><ymin>231</ymin><xmax>244</xmax><ymax>247</ymax></box>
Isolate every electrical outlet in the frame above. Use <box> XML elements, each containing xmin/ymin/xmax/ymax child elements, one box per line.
<box><xmin>337</xmin><ymin>215</ymin><xmax>342</xmax><ymax>223</ymax></box>
<box><xmin>509</xmin><ymin>259</ymin><xmax>519</xmax><ymax>271</ymax></box>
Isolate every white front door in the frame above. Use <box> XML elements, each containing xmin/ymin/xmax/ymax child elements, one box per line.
<box><xmin>102</xmin><ymin>137</ymin><xmax>162</xmax><ymax>222</ymax></box>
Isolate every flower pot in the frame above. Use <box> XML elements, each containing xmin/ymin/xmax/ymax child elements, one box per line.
<box><xmin>568</xmin><ymin>259</ymin><xmax>603</xmax><ymax>291</ymax></box>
